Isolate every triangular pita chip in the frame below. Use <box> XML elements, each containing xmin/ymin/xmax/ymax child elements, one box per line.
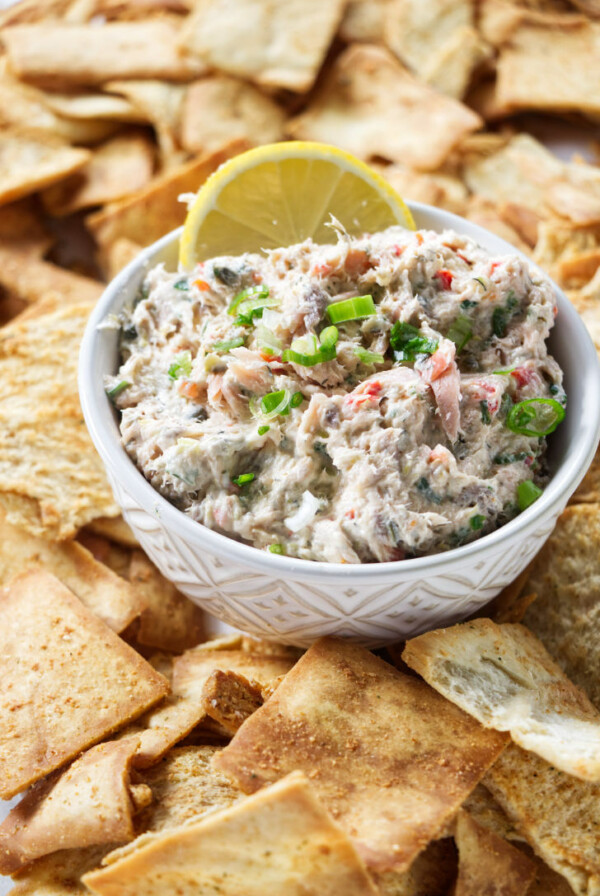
<box><xmin>83</xmin><ymin>772</ymin><xmax>379</xmax><ymax>896</ymax></box>
<box><xmin>10</xmin><ymin>846</ymin><xmax>111</xmax><ymax>896</ymax></box>
<box><xmin>454</xmin><ymin>810</ymin><xmax>536</xmax><ymax>896</ymax></box>
<box><xmin>214</xmin><ymin>637</ymin><xmax>507</xmax><ymax>873</ymax></box>
<box><xmin>0</xmin><ymin>128</ymin><xmax>90</xmax><ymax>205</ymax></box>
<box><xmin>0</xmin><ymin>569</ymin><xmax>168</xmax><ymax>799</ymax></box>
<box><xmin>0</xmin><ymin>241</ymin><xmax>102</xmax><ymax>306</ymax></box>
<box><xmin>287</xmin><ymin>44</ymin><xmax>482</xmax><ymax>170</ymax></box>
<box><xmin>403</xmin><ymin>618</ymin><xmax>600</xmax><ymax>780</ymax></box>
<box><xmin>85</xmin><ymin>516</ymin><xmax>139</xmax><ymax>548</ymax></box>
<box><xmin>104</xmin><ymin>79</ymin><xmax>187</xmax><ymax>167</ymax></box>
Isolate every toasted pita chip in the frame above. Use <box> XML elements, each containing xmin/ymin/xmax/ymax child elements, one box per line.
<box><xmin>497</xmin><ymin>19</ymin><xmax>600</xmax><ymax>115</ymax></box>
<box><xmin>0</xmin><ymin>738</ymin><xmax>147</xmax><ymax>873</ymax></box>
<box><xmin>215</xmin><ymin>638</ymin><xmax>507</xmax><ymax>873</ymax></box>
<box><xmin>571</xmin><ymin>447</ymin><xmax>600</xmax><ymax>504</ymax></box>
<box><xmin>86</xmin><ymin>515</ymin><xmax>139</xmax><ymax>548</ymax></box>
<box><xmin>403</xmin><ymin>618</ymin><xmax>600</xmax><ymax>780</ymax></box>
<box><xmin>0</xmin><ymin>569</ymin><xmax>168</xmax><ymax>799</ymax></box>
<box><xmin>83</xmin><ymin>772</ymin><xmax>379</xmax><ymax>896</ymax></box>
<box><xmin>87</xmin><ymin>140</ymin><xmax>248</xmax><ymax>261</ymax></box>
<box><xmin>179</xmin><ymin>76</ymin><xmax>285</xmax><ymax>156</ymax></box>
<box><xmin>519</xmin><ymin>503</ymin><xmax>600</xmax><ymax>709</ymax></box>
<box><xmin>378</xmin><ymin>162</ymin><xmax>468</xmax><ymax>215</ymax></box>
<box><xmin>477</xmin><ymin>0</ymin><xmax>525</xmax><ymax>45</ymax></box>
<box><xmin>528</xmin><ymin>850</ymin><xmax>579</xmax><ymax>896</ymax></box>
<box><xmin>0</xmin><ymin>197</ymin><xmax>48</xmax><ymax>243</ymax></box>
<box><xmin>0</xmin><ymin>515</ymin><xmax>143</xmax><ymax>632</ymax></box>
<box><xmin>38</xmin><ymin>90</ymin><xmax>141</xmax><ymax>121</ymax></box>
<box><xmin>2</xmin><ymin>20</ymin><xmax>205</xmax><ymax>88</ymax></box>
<box><xmin>103</xmin><ymin>237</ymin><xmax>144</xmax><ymax>280</ymax></box>
<box><xmin>0</xmin><ymin>128</ymin><xmax>90</xmax><ymax>206</ymax></box>
<box><xmin>485</xmin><ymin>744</ymin><xmax>600</xmax><ymax>896</ymax></box>
<box><xmin>0</xmin><ymin>301</ymin><xmax>118</xmax><ymax>539</ymax></box>
<box><xmin>128</xmin><ymin>551</ymin><xmax>205</xmax><ymax>653</ymax></box>
<box><xmin>339</xmin><ymin>0</ymin><xmax>392</xmax><ymax>42</ymax></box>
<box><xmin>454</xmin><ymin>810</ymin><xmax>535</xmax><ymax>896</ymax></box>
<box><xmin>498</xmin><ymin>202</ymin><xmax>540</xmax><ymax>248</ymax></box>
<box><xmin>462</xmin><ymin>784</ymin><xmax>525</xmax><ymax>843</ymax></box>
<box><xmin>134</xmin><ymin>746</ymin><xmax>241</xmax><ymax>835</ymax></box>
<box><xmin>41</xmin><ymin>130</ymin><xmax>155</xmax><ymax>216</ymax></box>
<box><xmin>0</xmin><ymin>241</ymin><xmax>102</xmax><ymax>305</ymax></box>
<box><xmin>93</xmin><ymin>0</ymin><xmax>191</xmax><ymax>16</ymax></box>
<box><xmin>77</xmin><ymin>531</ymin><xmax>133</xmax><ymax>579</ymax></box>
<box><xmin>201</xmin><ymin>670</ymin><xmax>264</xmax><ymax>735</ymax></box>
<box><xmin>373</xmin><ymin>838</ymin><xmax>457</xmax><ymax>896</ymax></box>
<box><xmin>287</xmin><ymin>45</ymin><xmax>482</xmax><ymax>170</ymax></box>
<box><xmin>104</xmin><ymin>80</ymin><xmax>186</xmax><ymax>167</ymax></box>
<box><xmin>0</xmin><ymin>0</ymin><xmax>72</xmax><ymax>26</ymax></box>
<box><xmin>180</xmin><ymin>0</ymin><xmax>346</xmax><ymax>93</ymax></box>
<box><xmin>0</xmin><ymin>294</ymin><xmax>28</xmax><ymax>327</ymax></box>
<box><xmin>482</xmin><ymin>566</ymin><xmax>536</xmax><ymax>624</ymax></box>
<box><xmin>10</xmin><ymin>846</ymin><xmax>110</xmax><ymax>896</ymax></box>
<box><xmin>465</xmin><ymin>196</ymin><xmax>531</xmax><ymax>253</ymax></box>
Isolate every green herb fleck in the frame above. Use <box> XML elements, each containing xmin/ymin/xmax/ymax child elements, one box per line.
<box><xmin>168</xmin><ymin>350</ymin><xmax>192</xmax><ymax>380</ymax></box>
<box><xmin>258</xmin><ymin>425</ymin><xmax>270</xmax><ymax>436</ymax></box>
<box><xmin>470</xmin><ymin>514</ymin><xmax>485</xmax><ymax>531</ymax></box>
<box><xmin>268</xmin><ymin>543</ymin><xmax>285</xmax><ymax>554</ymax></box>
<box><xmin>232</xmin><ymin>473</ymin><xmax>255</xmax><ymax>487</ymax></box>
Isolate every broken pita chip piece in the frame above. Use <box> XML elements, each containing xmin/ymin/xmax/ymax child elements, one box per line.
<box><xmin>2</xmin><ymin>19</ymin><xmax>206</xmax><ymax>88</ymax></box>
<box><xmin>10</xmin><ymin>845</ymin><xmax>111</xmax><ymax>896</ymax></box>
<box><xmin>461</xmin><ymin>784</ymin><xmax>525</xmax><ymax>844</ymax></box>
<box><xmin>403</xmin><ymin>618</ymin><xmax>600</xmax><ymax>781</ymax></box>
<box><xmin>454</xmin><ymin>810</ymin><xmax>536</xmax><ymax>896</ymax></box>
<box><xmin>465</xmin><ymin>196</ymin><xmax>531</xmax><ymax>254</ymax></box>
<box><xmin>287</xmin><ymin>44</ymin><xmax>482</xmax><ymax>170</ymax></box>
<box><xmin>0</xmin><ymin>569</ymin><xmax>169</xmax><ymax>800</ymax></box>
<box><xmin>83</xmin><ymin>771</ymin><xmax>379</xmax><ymax>896</ymax></box>
<box><xmin>0</xmin><ymin>738</ymin><xmax>148</xmax><ymax>874</ymax></box>
<box><xmin>0</xmin><ymin>514</ymin><xmax>144</xmax><ymax>632</ymax></box>
<box><xmin>373</xmin><ymin>838</ymin><xmax>457</xmax><ymax>896</ymax></box>
<box><xmin>180</xmin><ymin>0</ymin><xmax>346</xmax><ymax>93</ymax></box>
<box><xmin>85</xmin><ymin>515</ymin><xmax>139</xmax><ymax>548</ymax></box>
<box><xmin>485</xmin><ymin>743</ymin><xmax>600</xmax><ymax>896</ymax></box>
<box><xmin>0</xmin><ymin>128</ymin><xmax>90</xmax><ymax>206</ymax></box>
<box><xmin>201</xmin><ymin>669</ymin><xmax>264</xmax><ymax>735</ymax></box>
<box><xmin>104</xmin><ymin>79</ymin><xmax>187</xmax><ymax>168</ymax></box>
<box><xmin>214</xmin><ymin>637</ymin><xmax>507</xmax><ymax>874</ymax></box>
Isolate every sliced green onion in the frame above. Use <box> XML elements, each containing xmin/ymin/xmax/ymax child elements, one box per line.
<box><xmin>517</xmin><ymin>480</ymin><xmax>543</xmax><ymax>511</ymax></box>
<box><xmin>290</xmin><ymin>391</ymin><xmax>304</xmax><ymax>408</ymax></box>
<box><xmin>255</xmin><ymin>323</ymin><xmax>282</xmax><ymax>356</ymax></box>
<box><xmin>473</xmin><ymin>277</ymin><xmax>488</xmax><ymax>290</ymax></box>
<box><xmin>212</xmin><ymin>336</ymin><xmax>244</xmax><ymax>352</ymax></box>
<box><xmin>390</xmin><ymin>321</ymin><xmax>438</xmax><ymax>362</ymax></box>
<box><xmin>228</xmin><ymin>284</ymin><xmax>269</xmax><ymax>315</ymax></box>
<box><xmin>106</xmin><ymin>380</ymin><xmax>131</xmax><ymax>400</ymax></box>
<box><xmin>470</xmin><ymin>514</ymin><xmax>485</xmax><ymax>531</ymax></box>
<box><xmin>268</xmin><ymin>543</ymin><xmax>285</xmax><ymax>554</ymax></box>
<box><xmin>446</xmin><ymin>315</ymin><xmax>472</xmax><ymax>352</ymax></box>
<box><xmin>506</xmin><ymin>398</ymin><xmax>565</xmax><ymax>437</ymax></box>
<box><xmin>258</xmin><ymin>425</ymin><xmax>270</xmax><ymax>436</ymax></box>
<box><xmin>174</xmin><ymin>278</ymin><xmax>189</xmax><ymax>290</ymax></box>
<box><xmin>235</xmin><ymin>294</ymin><xmax>280</xmax><ymax>325</ymax></box>
<box><xmin>261</xmin><ymin>389</ymin><xmax>290</xmax><ymax>415</ymax></box>
<box><xmin>319</xmin><ymin>325</ymin><xmax>339</xmax><ymax>350</ymax></box>
<box><xmin>354</xmin><ymin>345</ymin><xmax>385</xmax><ymax>365</ymax></box>
<box><xmin>326</xmin><ymin>294</ymin><xmax>376</xmax><ymax>324</ymax></box>
<box><xmin>168</xmin><ymin>350</ymin><xmax>192</xmax><ymax>379</ymax></box>
<box><xmin>232</xmin><ymin>472</ymin><xmax>255</xmax><ymax>487</ymax></box>
<box><xmin>282</xmin><ymin>330</ymin><xmax>337</xmax><ymax>366</ymax></box>
<box><xmin>493</xmin><ymin>368</ymin><xmax>516</xmax><ymax>375</ymax></box>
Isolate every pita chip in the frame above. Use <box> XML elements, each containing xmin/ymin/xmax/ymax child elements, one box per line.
<box><xmin>10</xmin><ymin>846</ymin><xmax>110</xmax><ymax>896</ymax></box>
<box><xmin>0</xmin><ymin>515</ymin><xmax>144</xmax><ymax>632</ymax></box>
<box><xmin>200</xmin><ymin>669</ymin><xmax>264</xmax><ymax>735</ymax></box>
<box><xmin>497</xmin><ymin>19</ymin><xmax>600</xmax><ymax>115</ymax></box>
<box><xmin>0</xmin><ymin>569</ymin><xmax>168</xmax><ymax>799</ymax></box>
<box><xmin>0</xmin><ymin>301</ymin><xmax>118</xmax><ymax>539</ymax></box>
<box><xmin>465</xmin><ymin>196</ymin><xmax>531</xmax><ymax>254</ymax></box>
<box><xmin>485</xmin><ymin>744</ymin><xmax>600</xmax><ymax>896</ymax></box>
<box><xmin>0</xmin><ymin>129</ymin><xmax>90</xmax><ymax>206</ymax></box>
<box><xmin>87</xmin><ymin>140</ymin><xmax>248</xmax><ymax>258</ymax></box>
<box><xmin>0</xmin><ymin>738</ymin><xmax>149</xmax><ymax>873</ymax></box>
<box><xmin>41</xmin><ymin>130</ymin><xmax>155</xmax><ymax>216</ymax></box>
<box><xmin>83</xmin><ymin>772</ymin><xmax>379</xmax><ymax>896</ymax></box>
<box><xmin>373</xmin><ymin>838</ymin><xmax>457</xmax><ymax>896</ymax></box>
<box><xmin>571</xmin><ymin>447</ymin><xmax>600</xmax><ymax>504</ymax></box>
<box><xmin>528</xmin><ymin>851</ymin><xmax>579</xmax><ymax>896</ymax></box>
<box><xmin>454</xmin><ymin>810</ymin><xmax>536</xmax><ymax>896</ymax></box>
<box><xmin>37</xmin><ymin>90</ymin><xmax>141</xmax><ymax>122</ymax></box>
<box><xmin>287</xmin><ymin>45</ymin><xmax>482</xmax><ymax>170</ymax></box>
<box><xmin>86</xmin><ymin>515</ymin><xmax>139</xmax><ymax>548</ymax></box>
<box><xmin>214</xmin><ymin>637</ymin><xmax>507</xmax><ymax>873</ymax></box>
<box><xmin>180</xmin><ymin>0</ymin><xmax>346</xmax><ymax>93</ymax></box>
<box><xmin>379</xmin><ymin>163</ymin><xmax>468</xmax><ymax>215</ymax></box>
<box><xmin>104</xmin><ymin>80</ymin><xmax>187</xmax><ymax>167</ymax></box>
<box><xmin>403</xmin><ymin>618</ymin><xmax>600</xmax><ymax>780</ymax></box>
<box><xmin>2</xmin><ymin>20</ymin><xmax>206</xmax><ymax>88</ymax></box>
<box><xmin>339</xmin><ymin>0</ymin><xmax>393</xmax><ymax>43</ymax></box>
<box><xmin>461</xmin><ymin>784</ymin><xmax>525</xmax><ymax>843</ymax></box>
<box><xmin>0</xmin><ymin>242</ymin><xmax>102</xmax><ymax>306</ymax></box>
<box><xmin>180</xmin><ymin>76</ymin><xmax>285</xmax><ymax>156</ymax></box>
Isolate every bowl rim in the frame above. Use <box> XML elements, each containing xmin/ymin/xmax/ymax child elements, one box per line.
<box><xmin>79</xmin><ymin>201</ymin><xmax>600</xmax><ymax>582</ymax></box>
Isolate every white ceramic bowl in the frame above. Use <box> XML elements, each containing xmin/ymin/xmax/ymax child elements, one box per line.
<box><xmin>79</xmin><ymin>202</ymin><xmax>600</xmax><ymax>647</ymax></box>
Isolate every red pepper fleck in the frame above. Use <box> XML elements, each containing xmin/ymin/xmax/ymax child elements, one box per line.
<box><xmin>260</xmin><ymin>351</ymin><xmax>281</xmax><ymax>363</ymax></box>
<box><xmin>313</xmin><ymin>263</ymin><xmax>332</xmax><ymax>276</ymax></box>
<box><xmin>346</xmin><ymin>509</ymin><xmax>356</xmax><ymax>519</ymax></box>
<box><xmin>194</xmin><ymin>279</ymin><xmax>210</xmax><ymax>292</ymax></box>
<box><xmin>435</xmin><ymin>269</ymin><xmax>454</xmax><ymax>290</ymax></box>
<box><xmin>511</xmin><ymin>367</ymin><xmax>535</xmax><ymax>388</ymax></box>
<box><xmin>490</xmin><ymin>261</ymin><xmax>501</xmax><ymax>274</ymax></box>
<box><xmin>392</xmin><ymin>244</ymin><xmax>404</xmax><ymax>257</ymax></box>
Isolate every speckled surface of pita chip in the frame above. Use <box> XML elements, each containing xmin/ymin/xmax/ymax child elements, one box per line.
<box><xmin>83</xmin><ymin>772</ymin><xmax>379</xmax><ymax>896</ymax></box>
<box><xmin>287</xmin><ymin>44</ymin><xmax>482</xmax><ymax>170</ymax></box>
<box><xmin>0</xmin><ymin>300</ymin><xmax>117</xmax><ymax>538</ymax></box>
<box><xmin>214</xmin><ymin>637</ymin><xmax>507</xmax><ymax>873</ymax></box>
<box><xmin>9</xmin><ymin>846</ymin><xmax>111</xmax><ymax>896</ymax></box>
<box><xmin>454</xmin><ymin>810</ymin><xmax>535</xmax><ymax>896</ymax></box>
<box><xmin>0</xmin><ymin>129</ymin><xmax>90</xmax><ymax>205</ymax></box>
<box><xmin>0</xmin><ymin>738</ymin><xmax>147</xmax><ymax>873</ymax></box>
<box><xmin>403</xmin><ymin>618</ymin><xmax>600</xmax><ymax>780</ymax></box>
<box><xmin>485</xmin><ymin>744</ymin><xmax>600</xmax><ymax>896</ymax></box>
<box><xmin>0</xmin><ymin>569</ymin><xmax>169</xmax><ymax>799</ymax></box>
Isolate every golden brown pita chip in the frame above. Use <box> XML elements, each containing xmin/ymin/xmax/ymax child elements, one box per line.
<box><xmin>497</xmin><ymin>19</ymin><xmax>600</xmax><ymax>115</ymax></box>
<box><xmin>378</xmin><ymin>162</ymin><xmax>468</xmax><ymax>215</ymax></box>
<box><xmin>498</xmin><ymin>202</ymin><xmax>541</xmax><ymax>248</ymax></box>
<box><xmin>41</xmin><ymin>130</ymin><xmax>155</xmax><ymax>216</ymax></box>
<box><xmin>2</xmin><ymin>20</ymin><xmax>206</xmax><ymax>88</ymax></box>
<box><xmin>483</xmin><ymin>566</ymin><xmax>536</xmax><ymax>624</ymax></box>
<box><xmin>103</xmin><ymin>237</ymin><xmax>144</xmax><ymax>280</ymax></box>
<box><xmin>0</xmin><ymin>301</ymin><xmax>118</xmax><ymax>539</ymax></box>
<box><xmin>10</xmin><ymin>846</ymin><xmax>110</xmax><ymax>896</ymax></box>
<box><xmin>454</xmin><ymin>810</ymin><xmax>536</xmax><ymax>896</ymax></box>
<box><xmin>0</xmin><ymin>569</ymin><xmax>168</xmax><ymax>799</ymax></box>
<box><xmin>214</xmin><ymin>637</ymin><xmax>507</xmax><ymax>873</ymax></box>
<box><xmin>0</xmin><ymin>128</ymin><xmax>90</xmax><ymax>206</ymax></box>
<box><xmin>83</xmin><ymin>772</ymin><xmax>379</xmax><ymax>896</ymax></box>
<box><xmin>403</xmin><ymin>618</ymin><xmax>600</xmax><ymax>780</ymax></box>
<box><xmin>485</xmin><ymin>744</ymin><xmax>600</xmax><ymax>896</ymax></box>
<box><xmin>93</xmin><ymin>0</ymin><xmax>191</xmax><ymax>16</ymax></box>
<box><xmin>201</xmin><ymin>669</ymin><xmax>264</xmax><ymax>734</ymax></box>
<box><xmin>180</xmin><ymin>0</ymin><xmax>346</xmax><ymax>93</ymax></box>
<box><xmin>87</xmin><ymin>140</ymin><xmax>248</xmax><ymax>259</ymax></box>
<box><xmin>571</xmin><ymin>446</ymin><xmax>600</xmax><ymax>504</ymax></box>
<box><xmin>104</xmin><ymin>80</ymin><xmax>187</xmax><ymax>167</ymax></box>
<box><xmin>179</xmin><ymin>76</ymin><xmax>285</xmax><ymax>156</ymax></box>
<box><xmin>465</xmin><ymin>196</ymin><xmax>531</xmax><ymax>253</ymax></box>
<box><xmin>38</xmin><ymin>90</ymin><xmax>141</xmax><ymax>122</ymax></box>
<box><xmin>373</xmin><ymin>838</ymin><xmax>457</xmax><ymax>896</ymax></box>
<box><xmin>287</xmin><ymin>44</ymin><xmax>482</xmax><ymax>170</ymax></box>
<box><xmin>0</xmin><ymin>242</ymin><xmax>102</xmax><ymax>306</ymax></box>
<box><xmin>0</xmin><ymin>515</ymin><xmax>144</xmax><ymax>632</ymax></box>
<box><xmin>86</xmin><ymin>515</ymin><xmax>139</xmax><ymax>548</ymax></box>
<box><xmin>128</xmin><ymin>551</ymin><xmax>205</xmax><ymax>653</ymax></box>
<box><xmin>461</xmin><ymin>784</ymin><xmax>525</xmax><ymax>843</ymax></box>
<box><xmin>520</xmin><ymin>503</ymin><xmax>600</xmax><ymax>710</ymax></box>
<box><xmin>528</xmin><ymin>850</ymin><xmax>578</xmax><ymax>896</ymax></box>
<box><xmin>0</xmin><ymin>197</ymin><xmax>48</xmax><ymax>243</ymax></box>
<box><xmin>339</xmin><ymin>0</ymin><xmax>393</xmax><ymax>43</ymax></box>
<box><xmin>0</xmin><ymin>738</ymin><xmax>146</xmax><ymax>873</ymax></box>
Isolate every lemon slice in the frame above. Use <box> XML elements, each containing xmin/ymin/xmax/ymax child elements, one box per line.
<box><xmin>179</xmin><ymin>141</ymin><xmax>415</xmax><ymax>269</ymax></box>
